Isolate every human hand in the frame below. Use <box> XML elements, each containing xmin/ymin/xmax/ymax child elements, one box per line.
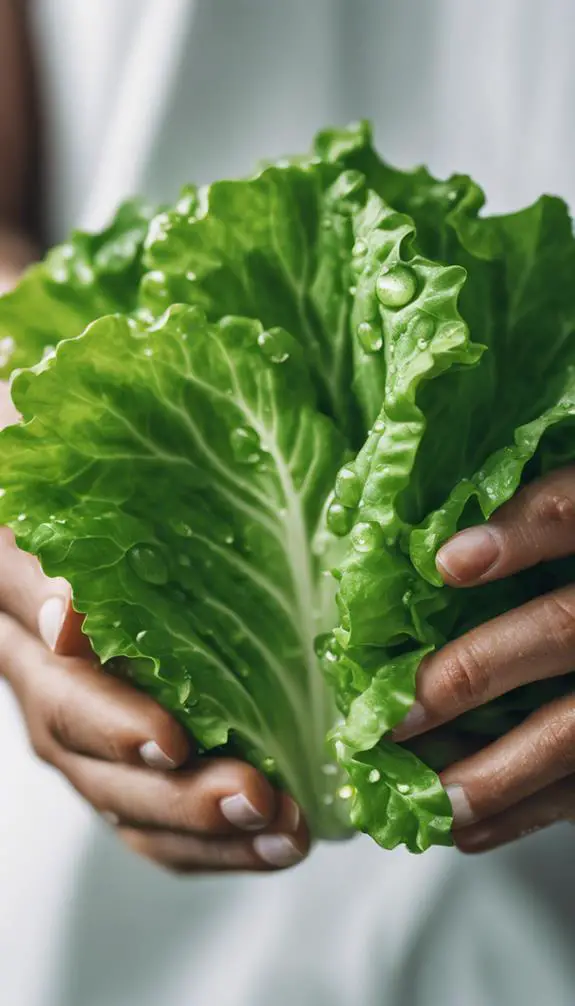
<box><xmin>393</xmin><ymin>467</ymin><xmax>575</xmax><ymax>852</ymax></box>
<box><xmin>0</xmin><ymin>535</ymin><xmax>308</xmax><ymax>872</ymax></box>
<box><xmin>0</xmin><ymin>379</ymin><xmax>307</xmax><ymax>873</ymax></box>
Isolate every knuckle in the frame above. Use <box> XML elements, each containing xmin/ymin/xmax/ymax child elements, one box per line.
<box><xmin>438</xmin><ymin>642</ymin><xmax>491</xmax><ymax>711</ymax></box>
<box><xmin>30</xmin><ymin>728</ymin><xmax>56</xmax><ymax>764</ymax></box>
<box><xmin>543</xmin><ymin>593</ymin><xmax>575</xmax><ymax>650</ymax></box>
<box><xmin>47</xmin><ymin>688</ymin><xmax>76</xmax><ymax>750</ymax></box>
<box><xmin>537</xmin><ymin>709</ymin><xmax>575</xmax><ymax>775</ymax></box>
<box><xmin>0</xmin><ymin>611</ymin><xmax>21</xmax><ymax>650</ymax></box>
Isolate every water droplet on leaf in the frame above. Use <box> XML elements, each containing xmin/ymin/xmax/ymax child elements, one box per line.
<box><xmin>262</xmin><ymin>756</ymin><xmax>276</xmax><ymax>773</ymax></box>
<box><xmin>357</xmin><ymin>321</ymin><xmax>383</xmax><ymax>354</ymax></box>
<box><xmin>376</xmin><ymin>264</ymin><xmax>418</xmax><ymax>308</ymax></box>
<box><xmin>337</xmin><ymin>784</ymin><xmax>355</xmax><ymax>800</ymax></box>
<box><xmin>368</xmin><ymin>769</ymin><xmax>381</xmax><ymax>783</ymax></box>
<box><xmin>335</xmin><ymin>465</ymin><xmax>362</xmax><ymax>508</ymax></box>
<box><xmin>397</xmin><ymin>782</ymin><xmax>411</xmax><ymax>795</ymax></box>
<box><xmin>350</xmin><ymin>521</ymin><xmax>384</xmax><ymax>553</ymax></box>
<box><xmin>230</xmin><ymin>427</ymin><xmax>261</xmax><ymax>465</ymax></box>
<box><xmin>352</xmin><ymin>239</ymin><xmax>368</xmax><ymax>258</ymax></box>
<box><xmin>402</xmin><ymin>589</ymin><xmax>413</xmax><ymax>606</ymax></box>
<box><xmin>321</xmin><ymin>763</ymin><xmax>339</xmax><ymax>776</ymax></box>
<box><xmin>257</xmin><ymin>329</ymin><xmax>291</xmax><ymax>364</ymax></box>
<box><xmin>136</xmin><ymin>630</ymin><xmax>147</xmax><ymax>643</ymax></box>
<box><xmin>326</xmin><ymin>500</ymin><xmax>354</xmax><ymax>537</ymax></box>
<box><xmin>128</xmin><ymin>544</ymin><xmax>169</xmax><ymax>585</ymax></box>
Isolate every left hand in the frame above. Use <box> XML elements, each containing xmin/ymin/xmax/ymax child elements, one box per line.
<box><xmin>393</xmin><ymin>466</ymin><xmax>575</xmax><ymax>852</ymax></box>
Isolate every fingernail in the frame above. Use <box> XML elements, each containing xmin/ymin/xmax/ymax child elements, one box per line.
<box><xmin>391</xmin><ymin>700</ymin><xmax>428</xmax><ymax>741</ymax></box>
<box><xmin>444</xmin><ymin>783</ymin><xmax>476</xmax><ymax>828</ymax></box>
<box><xmin>436</xmin><ymin>527</ymin><xmax>500</xmax><ymax>583</ymax></box>
<box><xmin>102</xmin><ymin>811</ymin><xmax>119</xmax><ymax>826</ymax></box>
<box><xmin>38</xmin><ymin>596</ymin><xmax>66</xmax><ymax>650</ymax></box>
<box><xmin>285</xmin><ymin>796</ymin><xmax>301</xmax><ymax>832</ymax></box>
<box><xmin>139</xmin><ymin>740</ymin><xmax>176</xmax><ymax>770</ymax></box>
<box><xmin>220</xmin><ymin>793</ymin><xmax>268</xmax><ymax>831</ymax></box>
<box><xmin>253</xmin><ymin>834</ymin><xmax>304</xmax><ymax>868</ymax></box>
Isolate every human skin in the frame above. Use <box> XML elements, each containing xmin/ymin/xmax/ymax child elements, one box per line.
<box><xmin>3</xmin><ymin>1</ymin><xmax>575</xmax><ymax>865</ymax></box>
<box><xmin>0</xmin><ymin>0</ymin><xmax>307</xmax><ymax>874</ymax></box>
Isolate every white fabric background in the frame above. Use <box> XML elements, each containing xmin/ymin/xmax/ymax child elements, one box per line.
<box><xmin>3</xmin><ymin>2</ymin><xmax>575</xmax><ymax>1003</ymax></box>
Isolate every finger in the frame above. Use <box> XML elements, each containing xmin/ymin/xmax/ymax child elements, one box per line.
<box><xmin>61</xmin><ymin>754</ymin><xmax>278</xmax><ymax>835</ymax></box>
<box><xmin>436</xmin><ymin>466</ymin><xmax>575</xmax><ymax>587</ymax></box>
<box><xmin>55</xmin><ymin>605</ymin><xmax>94</xmax><ymax>660</ymax></box>
<box><xmin>0</xmin><ymin>380</ymin><xmax>20</xmax><ymax>428</ymax></box>
<box><xmin>119</xmin><ymin>828</ymin><xmax>265</xmax><ymax>873</ymax></box>
<box><xmin>0</xmin><ymin>528</ymin><xmax>69</xmax><ymax>640</ymax></box>
<box><xmin>0</xmin><ymin>620</ymin><xmax>190</xmax><ymax>768</ymax></box>
<box><xmin>453</xmin><ymin>777</ymin><xmax>575</xmax><ymax>854</ymax></box>
<box><xmin>439</xmin><ymin>693</ymin><xmax>575</xmax><ymax>829</ymax></box>
<box><xmin>117</xmin><ymin>790</ymin><xmax>309</xmax><ymax>873</ymax></box>
<box><xmin>392</xmin><ymin>583</ymin><xmax>575</xmax><ymax>741</ymax></box>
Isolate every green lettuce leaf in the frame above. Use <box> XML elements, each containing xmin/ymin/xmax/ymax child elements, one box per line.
<box><xmin>0</xmin><ymin>305</ymin><xmax>354</xmax><ymax>837</ymax></box>
<box><xmin>2</xmin><ymin>122</ymin><xmax>575</xmax><ymax>853</ymax></box>
<box><xmin>314</xmin><ymin>123</ymin><xmax>575</xmax><ymax>812</ymax></box>
<box><xmin>0</xmin><ymin>200</ymin><xmax>156</xmax><ymax>378</ymax></box>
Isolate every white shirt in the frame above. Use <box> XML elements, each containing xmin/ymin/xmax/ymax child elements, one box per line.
<box><xmin>2</xmin><ymin>2</ymin><xmax>575</xmax><ymax>1004</ymax></box>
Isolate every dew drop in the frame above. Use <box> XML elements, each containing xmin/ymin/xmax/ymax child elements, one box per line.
<box><xmin>321</xmin><ymin>763</ymin><xmax>339</xmax><ymax>776</ymax></box>
<box><xmin>357</xmin><ymin>321</ymin><xmax>383</xmax><ymax>354</ymax></box>
<box><xmin>178</xmin><ymin>679</ymin><xmax>196</xmax><ymax>705</ymax></box>
<box><xmin>335</xmin><ymin>465</ymin><xmax>362</xmax><ymax>508</ymax></box>
<box><xmin>136</xmin><ymin>630</ymin><xmax>147</xmax><ymax>644</ymax></box>
<box><xmin>376</xmin><ymin>264</ymin><xmax>418</xmax><ymax>308</ymax></box>
<box><xmin>223</xmin><ymin>533</ymin><xmax>234</xmax><ymax>545</ymax></box>
<box><xmin>349</xmin><ymin>284</ymin><xmax>357</xmax><ymax>296</ymax></box>
<box><xmin>337</xmin><ymin>784</ymin><xmax>355</xmax><ymax>800</ymax></box>
<box><xmin>373</xmin><ymin>418</ymin><xmax>386</xmax><ymax>434</ymax></box>
<box><xmin>257</xmin><ymin>328</ymin><xmax>291</xmax><ymax>364</ymax></box>
<box><xmin>17</xmin><ymin>513</ymin><xmax>26</xmax><ymax>522</ymax></box>
<box><xmin>0</xmin><ymin>488</ymin><xmax>5</xmax><ymax>498</ymax></box>
<box><xmin>397</xmin><ymin>782</ymin><xmax>411</xmax><ymax>795</ymax></box>
<box><xmin>128</xmin><ymin>544</ymin><xmax>169</xmax><ymax>585</ymax></box>
<box><xmin>409</xmin><ymin>313</ymin><xmax>436</xmax><ymax>348</ymax></box>
<box><xmin>326</xmin><ymin>499</ymin><xmax>354</xmax><ymax>537</ymax></box>
<box><xmin>237</xmin><ymin>664</ymin><xmax>251</xmax><ymax>679</ymax></box>
<box><xmin>143</xmin><ymin>347</ymin><xmax>153</xmax><ymax>358</ymax></box>
<box><xmin>368</xmin><ymin>769</ymin><xmax>381</xmax><ymax>783</ymax></box>
<box><xmin>350</xmin><ymin>521</ymin><xmax>384</xmax><ymax>553</ymax></box>
<box><xmin>352</xmin><ymin>239</ymin><xmax>368</xmax><ymax>258</ymax></box>
<box><xmin>322</xmin><ymin>794</ymin><xmax>335</xmax><ymax>806</ymax></box>
<box><xmin>174</xmin><ymin>521</ymin><xmax>193</xmax><ymax>538</ymax></box>
<box><xmin>324</xmin><ymin>648</ymin><xmax>338</xmax><ymax>664</ymax></box>
<box><xmin>230</xmin><ymin>426</ymin><xmax>261</xmax><ymax>465</ymax></box>
<box><xmin>402</xmin><ymin>589</ymin><xmax>413</xmax><ymax>606</ymax></box>
<box><xmin>262</xmin><ymin>756</ymin><xmax>276</xmax><ymax>773</ymax></box>
<box><xmin>322</xmin><ymin>217</ymin><xmax>333</xmax><ymax>231</ymax></box>
<box><xmin>112</xmin><ymin>620</ymin><xmax>121</xmax><ymax>629</ymax></box>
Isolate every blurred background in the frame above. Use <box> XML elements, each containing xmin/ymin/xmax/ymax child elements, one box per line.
<box><xmin>2</xmin><ymin>2</ymin><xmax>575</xmax><ymax>1004</ymax></box>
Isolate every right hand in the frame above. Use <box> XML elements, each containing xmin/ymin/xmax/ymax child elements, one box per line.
<box><xmin>0</xmin><ymin>382</ymin><xmax>308</xmax><ymax>874</ymax></box>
